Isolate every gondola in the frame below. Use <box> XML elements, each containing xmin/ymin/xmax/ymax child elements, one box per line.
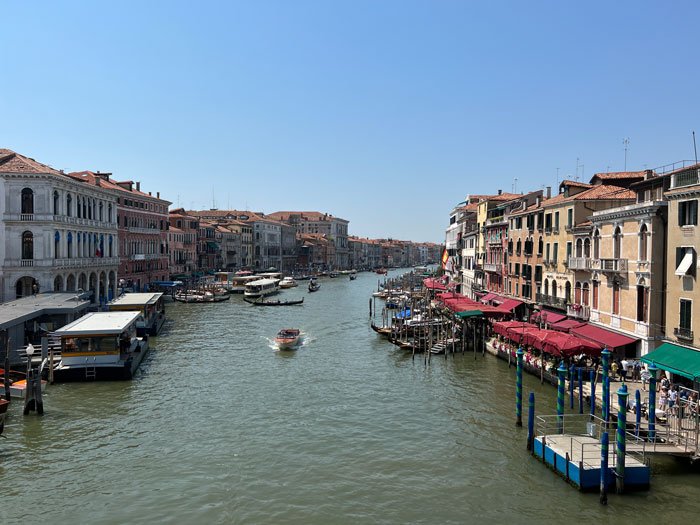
<box><xmin>308</xmin><ymin>280</ymin><xmax>321</xmax><ymax>292</ymax></box>
<box><xmin>244</xmin><ymin>297</ymin><xmax>304</xmax><ymax>306</ymax></box>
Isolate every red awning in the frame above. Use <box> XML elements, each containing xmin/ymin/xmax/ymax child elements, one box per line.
<box><xmin>480</xmin><ymin>293</ymin><xmax>496</xmax><ymax>304</ymax></box>
<box><xmin>505</xmin><ymin>325</ymin><xmax>540</xmax><ymax>344</ymax></box>
<box><xmin>549</xmin><ymin>319</ymin><xmax>586</xmax><ymax>332</ymax></box>
<box><xmin>570</xmin><ymin>324</ymin><xmax>638</xmax><ymax>350</ymax></box>
<box><xmin>533</xmin><ymin>310</ymin><xmax>566</xmax><ymax>325</ymax></box>
<box><xmin>523</xmin><ymin>328</ymin><xmax>557</xmax><ymax>350</ymax></box>
<box><xmin>493</xmin><ymin>321</ymin><xmax>529</xmax><ymax>337</ymax></box>
<box><xmin>424</xmin><ymin>278</ymin><xmax>446</xmax><ymax>291</ymax></box>
<box><xmin>542</xmin><ymin>332</ymin><xmax>603</xmax><ymax>357</ymax></box>
<box><xmin>499</xmin><ymin>298</ymin><xmax>523</xmax><ymax>311</ymax></box>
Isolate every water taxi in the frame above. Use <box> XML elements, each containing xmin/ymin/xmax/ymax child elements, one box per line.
<box><xmin>244</xmin><ymin>278</ymin><xmax>280</xmax><ymax>299</ymax></box>
<box><xmin>279</xmin><ymin>277</ymin><xmax>298</xmax><ymax>289</ymax></box>
<box><xmin>52</xmin><ymin>311</ymin><xmax>149</xmax><ymax>382</ymax></box>
<box><xmin>230</xmin><ymin>274</ymin><xmax>260</xmax><ymax>294</ymax></box>
<box><xmin>274</xmin><ymin>328</ymin><xmax>302</xmax><ymax>350</ymax></box>
<box><xmin>108</xmin><ymin>292</ymin><xmax>166</xmax><ymax>336</ymax></box>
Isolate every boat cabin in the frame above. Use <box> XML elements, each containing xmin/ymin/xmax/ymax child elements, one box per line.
<box><xmin>108</xmin><ymin>292</ymin><xmax>165</xmax><ymax>336</ymax></box>
<box><xmin>230</xmin><ymin>274</ymin><xmax>261</xmax><ymax>293</ymax></box>
<box><xmin>53</xmin><ymin>311</ymin><xmax>149</xmax><ymax>381</ymax></box>
<box><xmin>244</xmin><ymin>278</ymin><xmax>280</xmax><ymax>298</ymax></box>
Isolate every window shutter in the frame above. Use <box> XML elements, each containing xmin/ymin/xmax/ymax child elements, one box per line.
<box><xmin>679</xmin><ymin>202</ymin><xmax>684</xmax><ymax>226</ymax></box>
<box><xmin>692</xmin><ymin>201</ymin><xmax>698</xmax><ymax>225</ymax></box>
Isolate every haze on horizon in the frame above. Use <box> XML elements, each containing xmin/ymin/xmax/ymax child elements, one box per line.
<box><xmin>1</xmin><ymin>0</ymin><xmax>699</xmax><ymax>243</ymax></box>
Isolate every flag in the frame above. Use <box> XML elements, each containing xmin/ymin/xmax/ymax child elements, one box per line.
<box><xmin>441</xmin><ymin>248</ymin><xmax>449</xmax><ymax>269</ymax></box>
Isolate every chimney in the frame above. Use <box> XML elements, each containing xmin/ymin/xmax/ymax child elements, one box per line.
<box><xmin>498</xmin><ymin>189</ymin><xmax>502</xmax><ymax>195</ymax></box>
<box><xmin>136</xmin><ymin>182</ymin><xmax>141</xmax><ymax>192</ymax></box>
<box><xmin>157</xmin><ymin>192</ymin><xmax>160</xmax><ymax>199</ymax></box>
<box><xmin>546</xmin><ymin>186</ymin><xmax>551</xmax><ymax>199</ymax></box>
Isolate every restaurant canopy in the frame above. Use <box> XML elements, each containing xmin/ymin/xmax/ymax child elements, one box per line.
<box><xmin>549</xmin><ymin>319</ymin><xmax>586</xmax><ymax>332</ymax></box>
<box><xmin>641</xmin><ymin>343</ymin><xmax>700</xmax><ymax>382</ymax></box>
<box><xmin>531</xmin><ymin>310</ymin><xmax>567</xmax><ymax>324</ymax></box>
<box><xmin>542</xmin><ymin>332</ymin><xmax>603</xmax><ymax>357</ymax></box>
<box><xmin>570</xmin><ymin>324</ymin><xmax>638</xmax><ymax>350</ymax></box>
<box><xmin>497</xmin><ymin>298</ymin><xmax>524</xmax><ymax>311</ymax></box>
<box><xmin>424</xmin><ymin>278</ymin><xmax>447</xmax><ymax>291</ymax></box>
<box><xmin>480</xmin><ymin>293</ymin><xmax>496</xmax><ymax>304</ymax></box>
<box><xmin>492</xmin><ymin>321</ymin><xmax>529</xmax><ymax>337</ymax></box>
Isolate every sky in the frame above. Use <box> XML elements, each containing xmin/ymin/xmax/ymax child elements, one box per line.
<box><xmin>2</xmin><ymin>1</ymin><xmax>700</xmax><ymax>243</ymax></box>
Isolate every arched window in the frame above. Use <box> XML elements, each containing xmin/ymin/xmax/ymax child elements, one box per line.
<box><xmin>82</xmin><ymin>198</ymin><xmax>87</xmax><ymax>218</ymax></box>
<box><xmin>67</xmin><ymin>232</ymin><xmax>73</xmax><ymax>258</ymax></box>
<box><xmin>21</xmin><ymin>188</ymin><xmax>34</xmax><ymax>214</ymax></box>
<box><xmin>543</xmin><ymin>279</ymin><xmax>549</xmax><ymax>297</ymax></box>
<box><xmin>575</xmin><ymin>239</ymin><xmax>583</xmax><ymax>258</ymax></box>
<box><xmin>637</xmin><ymin>279</ymin><xmax>648</xmax><ymax>322</ymax></box>
<box><xmin>516</xmin><ymin>239</ymin><xmax>521</xmax><ymax>255</ymax></box>
<box><xmin>108</xmin><ymin>235</ymin><xmax>113</xmax><ymax>257</ymax></box>
<box><xmin>53</xmin><ymin>191</ymin><xmax>60</xmax><ymax>215</ymax></box>
<box><xmin>565</xmin><ymin>281</ymin><xmax>571</xmax><ymax>303</ymax></box>
<box><xmin>613</xmin><ymin>226</ymin><xmax>622</xmax><ymax>259</ymax></box>
<box><xmin>612</xmin><ymin>282</ymin><xmax>621</xmax><ymax>315</ymax></box>
<box><xmin>22</xmin><ymin>231</ymin><xmax>33</xmax><ymax>260</ymax></box>
<box><xmin>552</xmin><ymin>280</ymin><xmax>558</xmax><ymax>299</ymax></box>
<box><xmin>66</xmin><ymin>193</ymin><xmax>72</xmax><ymax>217</ymax></box>
<box><xmin>639</xmin><ymin>224</ymin><xmax>648</xmax><ymax>262</ymax></box>
<box><xmin>584</xmin><ymin>238</ymin><xmax>591</xmax><ymax>258</ymax></box>
<box><xmin>537</xmin><ymin>237</ymin><xmax>543</xmax><ymax>255</ymax></box>
<box><xmin>593</xmin><ymin>229</ymin><xmax>600</xmax><ymax>260</ymax></box>
<box><xmin>582</xmin><ymin>282</ymin><xmax>590</xmax><ymax>306</ymax></box>
<box><xmin>88</xmin><ymin>199</ymin><xmax>92</xmax><ymax>220</ymax></box>
<box><xmin>77</xmin><ymin>231</ymin><xmax>82</xmax><ymax>257</ymax></box>
<box><xmin>574</xmin><ymin>282</ymin><xmax>582</xmax><ymax>304</ymax></box>
<box><xmin>54</xmin><ymin>231</ymin><xmax>60</xmax><ymax>259</ymax></box>
<box><xmin>508</xmin><ymin>239</ymin><xmax>513</xmax><ymax>255</ymax></box>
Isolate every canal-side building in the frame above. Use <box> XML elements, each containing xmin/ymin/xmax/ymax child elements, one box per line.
<box><xmin>1</xmin><ymin>149</ymin><xmax>119</xmax><ymax>303</ymax></box>
<box><xmin>663</xmin><ymin>162</ymin><xmax>700</xmax><ymax>352</ymax></box>
<box><xmin>69</xmin><ymin>172</ymin><xmax>171</xmax><ymax>292</ymax></box>
<box><xmin>168</xmin><ymin>208</ymin><xmax>199</xmax><ymax>280</ymax></box>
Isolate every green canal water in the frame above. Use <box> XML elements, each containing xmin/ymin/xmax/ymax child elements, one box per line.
<box><xmin>2</xmin><ymin>270</ymin><xmax>700</xmax><ymax>523</ymax></box>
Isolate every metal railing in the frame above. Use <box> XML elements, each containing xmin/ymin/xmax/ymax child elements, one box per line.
<box><xmin>483</xmin><ymin>263</ymin><xmax>502</xmax><ymax>273</ymax></box>
<box><xmin>536</xmin><ymin>293</ymin><xmax>568</xmax><ymax>309</ymax></box>
<box><xmin>670</xmin><ymin>168</ymin><xmax>700</xmax><ymax>188</ymax></box>
<box><xmin>674</xmin><ymin>327</ymin><xmax>694</xmax><ymax>342</ymax></box>
<box><xmin>567</xmin><ymin>257</ymin><xmax>591</xmax><ymax>270</ymax></box>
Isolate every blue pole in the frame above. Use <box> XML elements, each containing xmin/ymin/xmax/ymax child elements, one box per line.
<box><xmin>616</xmin><ymin>384</ymin><xmax>629</xmax><ymax>494</ymax></box>
<box><xmin>600</xmin><ymin>431</ymin><xmax>609</xmax><ymax>505</ymax></box>
<box><xmin>569</xmin><ymin>364</ymin><xmax>575</xmax><ymax>410</ymax></box>
<box><xmin>578</xmin><ymin>367</ymin><xmax>584</xmax><ymax>414</ymax></box>
<box><xmin>635</xmin><ymin>389</ymin><xmax>641</xmax><ymax>438</ymax></box>
<box><xmin>590</xmin><ymin>369</ymin><xmax>596</xmax><ymax>419</ymax></box>
<box><xmin>601</xmin><ymin>348</ymin><xmax>611</xmax><ymax>426</ymax></box>
<box><xmin>527</xmin><ymin>392</ymin><xmax>535</xmax><ymax>451</ymax></box>
<box><xmin>516</xmin><ymin>348</ymin><xmax>524</xmax><ymax>427</ymax></box>
<box><xmin>557</xmin><ymin>362</ymin><xmax>567</xmax><ymax>434</ymax></box>
<box><xmin>648</xmin><ymin>364</ymin><xmax>658</xmax><ymax>442</ymax></box>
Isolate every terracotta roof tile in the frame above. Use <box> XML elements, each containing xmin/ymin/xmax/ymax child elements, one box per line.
<box><xmin>589</xmin><ymin>171</ymin><xmax>647</xmax><ymax>181</ymax></box>
<box><xmin>0</xmin><ymin>148</ymin><xmax>63</xmax><ymax>175</ymax></box>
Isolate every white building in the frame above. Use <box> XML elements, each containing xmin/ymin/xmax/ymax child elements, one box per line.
<box><xmin>0</xmin><ymin>149</ymin><xmax>119</xmax><ymax>303</ymax></box>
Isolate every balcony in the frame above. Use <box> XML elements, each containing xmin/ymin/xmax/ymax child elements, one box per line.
<box><xmin>591</xmin><ymin>258</ymin><xmax>628</xmax><ymax>273</ymax></box>
<box><xmin>567</xmin><ymin>304</ymin><xmax>590</xmax><ymax>320</ymax></box>
<box><xmin>21</xmin><ymin>213</ymin><xmax>34</xmax><ymax>221</ymax></box>
<box><xmin>674</xmin><ymin>327</ymin><xmax>694</xmax><ymax>342</ymax></box>
<box><xmin>484</xmin><ymin>262</ymin><xmax>502</xmax><ymax>274</ymax></box>
<box><xmin>536</xmin><ymin>293</ymin><xmax>568</xmax><ymax>310</ymax></box>
<box><xmin>567</xmin><ymin>257</ymin><xmax>591</xmax><ymax>270</ymax></box>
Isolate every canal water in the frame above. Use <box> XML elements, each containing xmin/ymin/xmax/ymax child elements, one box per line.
<box><xmin>2</xmin><ymin>270</ymin><xmax>700</xmax><ymax>523</ymax></box>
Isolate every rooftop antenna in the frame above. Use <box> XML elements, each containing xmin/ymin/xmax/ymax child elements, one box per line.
<box><xmin>512</xmin><ymin>177</ymin><xmax>518</xmax><ymax>193</ymax></box>
<box><xmin>556</xmin><ymin>167</ymin><xmax>560</xmax><ymax>186</ymax></box>
<box><xmin>623</xmin><ymin>138</ymin><xmax>630</xmax><ymax>171</ymax></box>
<box><xmin>212</xmin><ymin>186</ymin><xmax>217</xmax><ymax>210</ymax></box>
<box><xmin>693</xmin><ymin>131</ymin><xmax>698</xmax><ymax>165</ymax></box>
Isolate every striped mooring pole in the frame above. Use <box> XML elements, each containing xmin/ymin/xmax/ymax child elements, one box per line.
<box><xmin>600</xmin><ymin>431</ymin><xmax>609</xmax><ymax>505</ymax></box>
<box><xmin>590</xmin><ymin>369</ymin><xmax>596</xmax><ymax>419</ymax></box>
<box><xmin>516</xmin><ymin>348</ymin><xmax>524</xmax><ymax>427</ymax></box>
<box><xmin>635</xmin><ymin>389</ymin><xmax>642</xmax><ymax>438</ymax></box>
<box><xmin>569</xmin><ymin>364</ymin><xmax>575</xmax><ymax>410</ymax></box>
<box><xmin>527</xmin><ymin>392</ymin><xmax>535</xmax><ymax>451</ymax></box>
<box><xmin>648</xmin><ymin>364</ymin><xmax>658</xmax><ymax>442</ymax></box>
<box><xmin>601</xmin><ymin>348</ymin><xmax>611</xmax><ymax>426</ymax></box>
<box><xmin>557</xmin><ymin>362</ymin><xmax>567</xmax><ymax>434</ymax></box>
<box><xmin>616</xmin><ymin>383</ymin><xmax>629</xmax><ymax>494</ymax></box>
<box><xmin>578</xmin><ymin>367</ymin><xmax>584</xmax><ymax>414</ymax></box>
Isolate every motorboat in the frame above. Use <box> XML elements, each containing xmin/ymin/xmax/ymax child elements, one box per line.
<box><xmin>279</xmin><ymin>277</ymin><xmax>298</xmax><ymax>289</ymax></box>
<box><xmin>0</xmin><ymin>367</ymin><xmax>48</xmax><ymax>399</ymax></box>
<box><xmin>308</xmin><ymin>279</ymin><xmax>321</xmax><ymax>292</ymax></box>
<box><xmin>274</xmin><ymin>328</ymin><xmax>302</xmax><ymax>350</ymax></box>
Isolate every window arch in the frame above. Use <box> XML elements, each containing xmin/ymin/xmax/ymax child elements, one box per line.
<box><xmin>582</xmin><ymin>282</ymin><xmax>590</xmax><ymax>306</ymax></box>
<box><xmin>516</xmin><ymin>239</ymin><xmax>521</xmax><ymax>255</ymax></box>
<box><xmin>574</xmin><ymin>281</ymin><xmax>582</xmax><ymax>304</ymax></box>
<box><xmin>583</xmin><ymin>238</ymin><xmax>591</xmax><ymax>258</ymax></box>
<box><xmin>67</xmin><ymin>232</ymin><xmax>73</xmax><ymax>258</ymax></box>
<box><xmin>575</xmin><ymin>238</ymin><xmax>583</xmax><ymax>258</ymax></box>
<box><xmin>108</xmin><ymin>203</ymin><xmax>112</xmax><ymax>223</ymax></box>
<box><xmin>639</xmin><ymin>223</ymin><xmax>648</xmax><ymax>262</ymax></box>
<box><xmin>543</xmin><ymin>278</ymin><xmax>549</xmax><ymax>296</ymax></box>
<box><xmin>66</xmin><ymin>193</ymin><xmax>72</xmax><ymax>217</ymax></box>
<box><xmin>53</xmin><ymin>191</ymin><xmax>60</xmax><ymax>215</ymax></box>
<box><xmin>593</xmin><ymin>229</ymin><xmax>600</xmax><ymax>259</ymax></box>
<box><xmin>537</xmin><ymin>236</ymin><xmax>543</xmax><ymax>256</ymax></box>
<box><xmin>77</xmin><ymin>196</ymin><xmax>82</xmax><ymax>218</ymax></box>
<box><xmin>22</xmin><ymin>231</ymin><xmax>34</xmax><ymax>260</ymax></box>
<box><xmin>99</xmin><ymin>202</ymin><xmax>104</xmax><ymax>222</ymax></box>
<box><xmin>565</xmin><ymin>281</ymin><xmax>572</xmax><ymax>303</ymax></box>
<box><xmin>613</xmin><ymin>226</ymin><xmax>622</xmax><ymax>259</ymax></box>
<box><xmin>552</xmin><ymin>280</ymin><xmax>558</xmax><ymax>299</ymax></box>
<box><xmin>21</xmin><ymin>188</ymin><xmax>34</xmax><ymax>214</ymax></box>
<box><xmin>54</xmin><ymin>231</ymin><xmax>61</xmax><ymax>259</ymax></box>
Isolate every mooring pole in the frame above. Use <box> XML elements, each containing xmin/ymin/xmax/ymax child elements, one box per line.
<box><xmin>616</xmin><ymin>384</ymin><xmax>628</xmax><ymax>494</ymax></box>
<box><xmin>557</xmin><ymin>362</ymin><xmax>566</xmax><ymax>434</ymax></box>
<box><xmin>648</xmin><ymin>364</ymin><xmax>658</xmax><ymax>442</ymax></box>
<box><xmin>635</xmin><ymin>389</ymin><xmax>641</xmax><ymax>438</ymax></box>
<box><xmin>601</xmin><ymin>348</ymin><xmax>611</xmax><ymax>427</ymax></box>
<box><xmin>569</xmin><ymin>363</ymin><xmax>575</xmax><ymax>410</ymax></box>
<box><xmin>516</xmin><ymin>347</ymin><xmax>523</xmax><ymax>427</ymax></box>
<box><xmin>600</xmin><ymin>431</ymin><xmax>609</xmax><ymax>505</ymax></box>
<box><xmin>3</xmin><ymin>334</ymin><xmax>10</xmax><ymax>401</ymax></box>
<box><xmin>527</xmin><ymin>392</ymin><xmax>535</xmax><ymax>451</ymax></box>
<box><xmin>590</xmin><ymin>369</ymin><xmax>596</xmax><ymax>419</ymax></box>
<box><xmin>578</xmin><ymin>367</ymin><xmax>584</xmax><ymax>414</ymax></box>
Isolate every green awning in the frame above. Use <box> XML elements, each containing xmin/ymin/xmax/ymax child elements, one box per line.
<box><xmin>455</xmin><ymin>310</ymin><xmax>484</xmax><ymax>319</ymax></box>
<box><xmin>641</xmin><ymin>343</ymin><xmax>700</xmax><ymax>381</ymax></box>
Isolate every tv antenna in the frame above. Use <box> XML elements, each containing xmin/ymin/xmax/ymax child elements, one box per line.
<box><xmin>623</xmin><ymin>138</ymin><xmax>630</xmax><ymax>171</ymax></box>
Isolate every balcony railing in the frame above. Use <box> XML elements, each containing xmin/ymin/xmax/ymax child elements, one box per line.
<box><xmin>591</xmin><ymin>258</ymin><xmax>628</xmax><ymax>273</ymax></box>
<box><xmin>536</xmin><ymin>293</ymin><xmax>568</xmax><ymax>310</ymax></box>
<box><xmin>567</xmin><ymin>257</ymin><xmax>591</xmax><ymax>270</ymax></box>
<box><xmin>567</xmin><ymin>304</ymin><xmax>590</xmax><ymax>320</ymax></box>
<box><xmin>21</xmin><ymin>259</ymin><xmax>34</xmax><ymax>267</ymax></box>
<box><xmin>674</xmin><ymin>327</ymin><xmax>694</xmax><ymax>342</ymax></box>
<box><xmin>21</xmin><ymin>213</ymin><xmax>34</xmax><ymax>221</ymax></box>
<box><xmin>484</xmin><ymin>263</ymin><xmax>502</xmax><ymax>274</ymax></box>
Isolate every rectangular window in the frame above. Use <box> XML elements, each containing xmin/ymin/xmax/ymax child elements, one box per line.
<box><xmin>678</xmin><ymin>200</ymin><xmax>698</xmax><ymax>226</ymax></box>
<box><xmin>567</xmin><ymin>209</ymin><xmax>573</xmax><ymax>228</ymax></box>
<box><xmin>553</xmin><ymin>243</ymin><xmax>558</xmax><ymax>263</ymax></box>
<box><xmin>612</xmin><ymin>283</ymin><xmax>620</xmax><ymax>315</ymax></box>
<box><xmin>592</xmin><ymin>282</ymin><xmax>599</xmax><ymax>309</ymax></box>
<box><xmin>546</xmin><ymin>243</ymin><xmax>551</xmax><ymax>261</ymax></box>
<box><xmin>566</xmin><ymin>242</ymin><xmax>572</xmax><ymax>261</ymax></box>
<box><xmin>554</xmin><ymin>212</ymin><xmax>560</xmax><ymax>230</ymax></box>
<box><xmin>680</xmin><ymin>299</ymin><xmax>692</xmax><ymax>330</ymax></box>
<box><xmin>514</xmin><ymin>263</ymin><xmax>520</xmax><ymax>276</ymax></box>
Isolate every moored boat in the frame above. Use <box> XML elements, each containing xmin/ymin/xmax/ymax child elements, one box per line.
<box><xmin>52</xmin><ymin>311</ymin><xmax>150</xmax><ymax>382</ymax></box>
<box><xmin>0</xmin><ymin>368</ymin><xmax>48</xmax><ymax>399</ymax></box>
<box><xmin>108</xmin><ymin>292</ymin><xmax>166</xmax><ymax>336</ymax></box>
<box><xmin>274</xmin><ymin>328</ymin><xmax>302</xmax><ymax>350</ymax></box>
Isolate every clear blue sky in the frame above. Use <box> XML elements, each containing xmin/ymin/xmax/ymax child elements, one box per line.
<box><xmin>2</xmin><ymin>1</ymin><xmax>699</xmax><ymax>242</ymax></box>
